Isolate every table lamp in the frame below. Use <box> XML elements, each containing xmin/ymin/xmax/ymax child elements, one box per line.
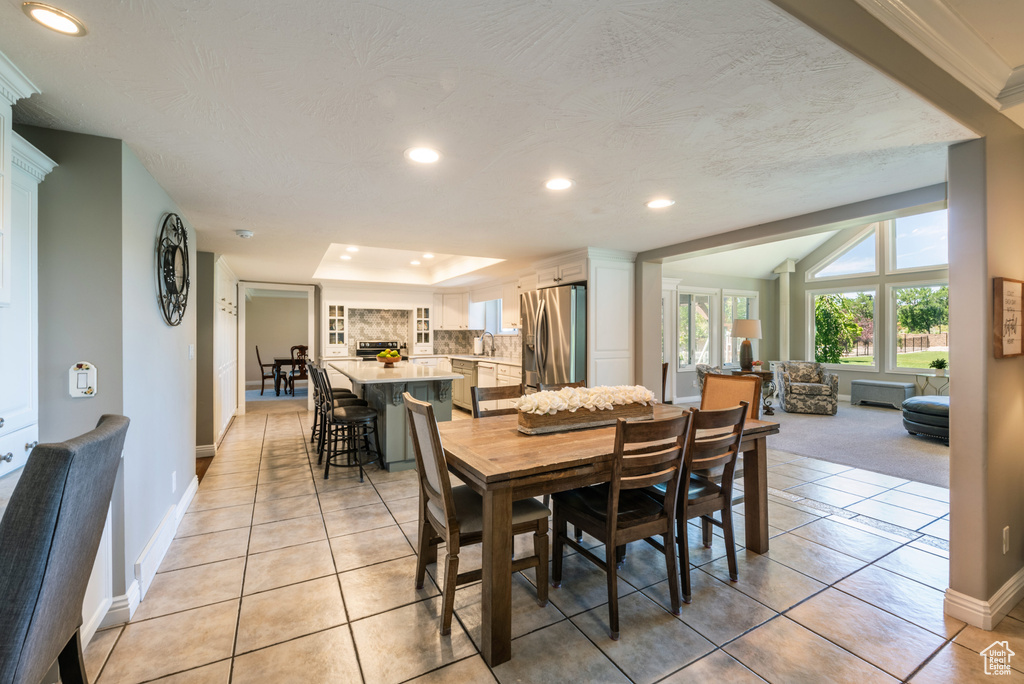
<box><xmin>733</xmin><ymin>319</ymin><xmax>762</xmax><ymax>372</ymax></box>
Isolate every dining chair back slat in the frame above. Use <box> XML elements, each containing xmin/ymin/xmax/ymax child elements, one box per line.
<box><xmin>405</xmin><ymin>395</ymin><xmax>456</xmax><ymax>534</ymax></box>
<box><xmin>471</xmin><ymin>384</ymin><xmax>523</xmax><ymax>418</ymax></box>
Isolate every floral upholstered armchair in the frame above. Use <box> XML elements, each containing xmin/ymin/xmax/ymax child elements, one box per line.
<box><xmin>695</xmin><ymin>364</ymin><xmax>722</xmax><ymax>396</ymax></box>
<box><xmin>775</xmin><ymin>361</ymin><xmax>839</xmax><ymax>415</ymax></box>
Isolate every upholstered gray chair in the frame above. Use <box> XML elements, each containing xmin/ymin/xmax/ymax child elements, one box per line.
<box><xmin>775</xmin><ymin>361</ymin><xmax>839</xmax><ymax>415</ymax></box>
<box><xmin>0</xmin><ymin>414</ymin><xmax>130</xmax><ymax>684</ymax></box>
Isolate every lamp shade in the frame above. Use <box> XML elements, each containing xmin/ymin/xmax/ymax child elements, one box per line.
<box><xmin>732</xmin><ymin>319</ymin><xmax>762</xmax><ymax>339</ymax></box>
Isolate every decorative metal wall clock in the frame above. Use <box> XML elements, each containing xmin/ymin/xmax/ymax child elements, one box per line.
<box><xmin>157</xmin><ymin>213</ymin><xmax>190</xmax><ymax>326</ymax></box>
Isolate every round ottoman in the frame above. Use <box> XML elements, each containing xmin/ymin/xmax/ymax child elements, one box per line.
<box><xmin>901</xmin><ymin>395</ymin><xmax>949</xmax><ymax>444</ymax></box>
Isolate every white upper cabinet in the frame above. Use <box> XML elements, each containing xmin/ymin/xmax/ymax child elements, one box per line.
<box><xmin>437</xmin><ymin>292</ymin><xmax>485</xmax><ymax>330</ymax></box>
<box><xmin>0</xmin><ymin>54</ymin><xmax>41</xmax><ymax>307</ymax></box>
<box><xmin>0</xmin><ymin>134</ymin><xmax>54</xmax><ymax>476</ymax></box>
<box><xmin>536</xmin><ymin>256</ymin><xmax>587</xmax><ymax>289</ymax></box>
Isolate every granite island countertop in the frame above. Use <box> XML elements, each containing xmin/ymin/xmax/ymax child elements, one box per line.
<box><xmin>445</xmin><ymin>355</ymin><xmax>522</xmax><ymax>366</ymax></box>
<box><xmin>329</xmin><ymin>360</ymin><xmax>464</xmax><ymax>384</ymax></box>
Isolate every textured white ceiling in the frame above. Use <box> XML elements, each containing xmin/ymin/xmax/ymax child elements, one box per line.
<box><xmin>662</xmin><ymin>230</ymin><xmax>839</xmax><ymax>280</ymax></box>
<box><xmin>0</xmin><ymin>0</ymin><xmax>975</xmax><ymax>284</ymax></box>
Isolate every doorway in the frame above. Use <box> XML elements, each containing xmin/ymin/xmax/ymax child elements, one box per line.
<box><xmin>237</xmin><ymin>282</ymin><xmax>316</xmax><ymax>415</ymax></box>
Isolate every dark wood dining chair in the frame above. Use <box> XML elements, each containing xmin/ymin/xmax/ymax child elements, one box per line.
<box><xmin>551</xmin><ymin>412</ymin><xmax>693</xmax><ymax>639</ymax></box>
<box><xmin>470</xmin><ymin>383</ymin><xmax>523</xmax><ymax>418</ymax></box>
<box><xmin>254</xmin><ymin>345</ymin><xmax>276</xmax><ymax>396</ymax></box>
<box><xmin>539</xmin><ymin>381</ymin><xmax>586</xmax><ymax>391</ymax></box>
<box><xmin>662</xmin><ymin>362</ymin><xmax>669</xmax><ymax>403</ymax></box>
<box><xmin>648</xmin><ymin>403</ymin><xmax>748</xmax><ymax>603</ymax></box>
<box><xmin>0</xmin><ymin>415</ymin><xmax>130</xmax><ymax>684</ymax></box>
<box><xmin>287</xmin><ymin>344</ymin><xmax>309</xmax><ymax>396</ymax></box>
<box><xmin>405</xmin><ymin>393</ymin><xmax>550</xmax><ymax>635</ymax></box>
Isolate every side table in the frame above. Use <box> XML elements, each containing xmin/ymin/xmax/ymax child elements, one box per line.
<box><xmin>730</xmin><ymin>369</ymin><xmax>776</xmax><ymax>415</ymax></box>
<box><xmin>914</xmin><ymin>373</ymin><xmax>950</xmax><ymax>396</ymax></box>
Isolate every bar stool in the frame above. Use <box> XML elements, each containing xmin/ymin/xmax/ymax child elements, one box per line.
<box><xmin>308</xmin><ymin>362</ymin><xmax>357</xmax><ymax>446</ymax></box>
<box><xmin>323</xmin><ymin>405</ymin><xmax>384</xmax><ymax>482</ymax></box>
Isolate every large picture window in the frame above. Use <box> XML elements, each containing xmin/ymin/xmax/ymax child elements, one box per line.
<box><xmin>678</xmin><ymin>292</ymin><xmax>712</xmax><ymax>370</ymax></box>
<box><xmin>891</xmin><ymin>210</ymin><xmax>948</xmax><ymax>272</ymax></box>
<box><xmin>811</xmin><ymin>289</ymin><xmax>876</xmax><ymax>367</ymax></box>
<box><xmin>808</xmin><ymin>224</ymin><xmax>878</xmax><ymax>281</ymax></box>
<box><xmin>722</xmin><ymin>292</ymin><xmax>758</xmax><ymax>366</ymax></box>
<box><xmin>892</xmin><ymin>284</ymin><xmax>948</xmax><ymax>369</ymax></box>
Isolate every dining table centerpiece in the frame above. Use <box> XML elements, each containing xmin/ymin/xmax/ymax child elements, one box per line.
<box><xmin>514</xmin><ymin>385</ymin><xmax>656</xmax><ymax>434</ymax></box>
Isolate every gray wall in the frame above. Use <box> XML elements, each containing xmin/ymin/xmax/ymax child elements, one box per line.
<box><xmin>195</xmin><ymin>252</ymin><xmax>215</xmax><ymax>446</ymax></box>
<box><xmin>19</xmin><ymin>125</ymin><xmax>197</xmax><ymax>599</ymax></box>
<box><xmin>669</xmin><ymin>271</ymin><xmax>778</xmax><ymax>399</ymax></box>
<box><xmin>789</xmin><ymin>223</ymin><xmax>949</xmax><ymax>395</ymax></box>
<box><xmin>120</xmin><ymin>143</ymin><xmax>197</xmax><ymax>590</ymax></box>
<box><xmin>245</xmin><ymin>296</ymin><xmax>308</xmax><ymax>383</ymax></box>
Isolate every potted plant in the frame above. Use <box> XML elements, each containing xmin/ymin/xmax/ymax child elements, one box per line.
<box><xmin>929</xmin><ymin>357</ymin><xmax>948</xmax><ymax>377</ymax></box>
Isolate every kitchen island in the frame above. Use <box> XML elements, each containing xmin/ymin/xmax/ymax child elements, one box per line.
<box><xmin>328</xmin><ymin>361</ymin><xmax>463</xmax><ymax>471</ymax></box>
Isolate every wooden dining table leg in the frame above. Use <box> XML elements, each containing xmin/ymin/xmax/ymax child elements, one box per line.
<box><xmin>481</xmin><ymin>486</ymin><xmax>513</xmax><ymax>667</ymax></box>
<box><xmin>742</xmin><ymin>436</ymin><xmax>770</xmax><ymax>554</ymax></box>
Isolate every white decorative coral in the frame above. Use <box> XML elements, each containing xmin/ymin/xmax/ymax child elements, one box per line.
<box><xmin>514</xmin><ymin>385</ymin><xmax>656</xmax><ymax>416</ymax></box>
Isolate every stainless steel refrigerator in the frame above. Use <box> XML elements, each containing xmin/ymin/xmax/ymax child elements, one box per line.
<box><xmin>521</xmin><ymin>285</ymin><xmax>586</xmax><ymax>391</ymax></box>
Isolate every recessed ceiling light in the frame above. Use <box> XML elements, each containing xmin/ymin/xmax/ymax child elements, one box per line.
<box><xmin>646</xmin><ymin>199</ymin><xmax>675</xmax><ymax>209</ymax></box>
<box><xmin>405</xmin><ymin>147</ymin><xmax>441</xmax><ymax>164</ymax></box>
<box><xmin>340</xmin><ymin>255</ymin><xmax>352</xmax><ymax>261</ymax></box>
<box><xmin>545</xmin><ymin>178</ymin><xmax>573</xmax><ymax>190</ymax></box>
<box><xmin>23</xmin><ymin>3</ymin><xmax>87</xmax><ymax>35</ymax></box>
<box><xmin>411</xmin><ymin>260</ymin><xmax>421</xmax><ymax>266</ymax></box>
<box><xmin>346</xmin><ymin>246</ymin><xmax>359</xmax><ymax>252</ymax></box>
<box><xmin>422</xmin><ymin>253</ymin><xmax>434</xmax><ymax>259</ymax></box>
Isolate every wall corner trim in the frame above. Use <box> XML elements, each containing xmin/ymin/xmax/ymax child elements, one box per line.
<box><xmin>99</xmin><ymin>580</ymin><xmax>140</xmax><ymax>629</ymax></box>
<box><xmin>945</xmin><ymin>566</ymin><xmax>1024</xmax><ymax>630</ymax></box>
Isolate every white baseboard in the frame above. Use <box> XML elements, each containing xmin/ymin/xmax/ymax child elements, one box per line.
<box><xmin>945</xmin><ymin>565</ymin><xmax>1024</xmax><ymax>629</ymax></box>
<box><xmin>83</xmin><ymin>595</ymin><xmax>113</xmax><ymax>643</ymax></box>
<box><xmin>838</xmin><ymin>393</ymin><xmax>852</xmax><ymax>402</ymax></box>
<box><xmin>133</xmin><ymin>475</ymin><xmax>199</xmax><ymax>602</ymax></box>
<box><xmin>100</xmin><ymin>580</ymin><xmax>139</xmax><ymax>629</ymax></box>
<box><xmin>196</xmin><ymin>444</ymin><xmax>216</xmax><ymax>458</ymax></box>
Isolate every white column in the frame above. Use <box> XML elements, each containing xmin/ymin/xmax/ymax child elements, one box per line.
<box><xmin>773</xmin><ymin>259</ymin><xmax>796</xmax><ymax>361</ymax></box>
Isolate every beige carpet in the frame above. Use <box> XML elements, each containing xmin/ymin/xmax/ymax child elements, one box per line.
<box><xmin>762</xmin><ymin>401</ymin><xmax>948</xmax><ymax>487</ymax></box>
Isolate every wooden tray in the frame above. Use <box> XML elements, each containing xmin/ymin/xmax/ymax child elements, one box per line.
<box><xmin>517</xmin><ymin>402</ymin><xmax>654</xmax><ymax>435</ymax></box>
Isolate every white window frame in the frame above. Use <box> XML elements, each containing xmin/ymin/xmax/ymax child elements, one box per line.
<box><xmin>884</xmin><ymin>208</ymin><xmax>950</xmax><ymax>276</ymax></box>
<box><xmin>486</xmin><ymin>299</ymin><xmax>517</xmax><ymax>336</ymax></box>
<box><xmin>805</xmin><ymin>284</ymin><xmax>880</xmax><ymax>373</ymax></box>
<box><xmin>676</xmin><ymin>286</ymin><xmax>720</xmax><ymax>372</ymax></box>
<box><xmin>885</xmin><ymin>279</ymin><xmax>949</xmax><ymax>374</ymax></box>
<box><xmin>722</xmin><ymin>289</ymin><xmax>759</xmax><ymax>368</ymax></box>
<box><xmin>805</xmin><ymin>223</ymin><xmax>881</xmax><ymax>283</ymax></box>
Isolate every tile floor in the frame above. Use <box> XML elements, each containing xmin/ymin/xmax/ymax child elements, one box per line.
<box><xmin>83</xmin><ymin>409</ymin><xmax>1024</xmax><ymax>683</ymax></box>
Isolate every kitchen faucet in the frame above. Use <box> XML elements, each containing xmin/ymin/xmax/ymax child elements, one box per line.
<box><xmin>481</xmin><ymin>331</ymin><xmax>495</xmax><ymax>357</ymax></box>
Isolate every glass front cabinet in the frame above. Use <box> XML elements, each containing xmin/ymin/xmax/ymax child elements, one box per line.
<box><xmin>412</xmin><ymin>306</ymin><xmax>432</xmax><ymax>354</ymax></box>
<box><xmin>326</xmin><ymin>304</ymin><xmax>347</xmax><ymax>355</ymax></box>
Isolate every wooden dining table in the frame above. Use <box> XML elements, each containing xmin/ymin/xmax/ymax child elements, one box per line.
<box><xmin>436</xmin><ymin>403</ymin><xmax>780</xmax><ymax>666</ymax></box>
<box><xmin>272</xmin><ymin>357</ymin><xmax>299</xmax><ymax>395</ymax></box>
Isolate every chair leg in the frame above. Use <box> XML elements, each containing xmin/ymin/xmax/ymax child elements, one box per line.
<box><xmin>260</xmin><ymin>376</ymin><xmax>266</xmax><ymax>396</ymax></box>
<box><xmin>701</xmin><ymin>515</ymin><xmax>712</xmax><ymax>548</ymax></box>
<box><xmin>663</xmin><ymin>527</ymin><xmax>681</xmax><ymax>616</ymax></box>
<box><xmin>440</xmin><ymin>552</ymin><xmax>460</xmax><ymax>636</ymax></box>
<box><xmin>606</xmin><ymin>542</ymin><xmax>620</xmax><ymax>640</ymax></box>
<box><xmin>678</xmin><ymin>516</ymin><xmax>692</xmax><ymax>604</ymax></box>
<box><xmin>533</xmin><ymin>518</ymin><xmax>549</xmax><ymax>606</ymax></box>
<box><xmin>414</xmin><ymin>509</ymin><xmax>434</xmax><ymax>590</ymax></box>
<box><xmin>551</xmin><ymin>506</ymin><xmax>566</xmax><ymax>587</ymax></box>
<box><xmin>57</xmin><ymin>628</ymin><xmax>87</xmax><ymax>684</ymax></box>
<box><xmin>574</xmin><ymin>525</ymin><xmax>583</xmax><ymax>543</ymax></box>
<box><xmin>721</xmin><ymin>506</ymin><xmax>739</xmax><ymax>582</ymax></box>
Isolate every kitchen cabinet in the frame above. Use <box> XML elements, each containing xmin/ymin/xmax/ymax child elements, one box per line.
<box><xmin>213</xmin><ymin>258</ymin><xmax>238</xmax><ymax>444</ymax></box>
<box><xmin>411</xmin><ymin>305</ymin><xmax>432</xmax><ymax>354</ymax></box>
<box><xmin>518</xmin><ymin>273</ymin><xmax>537</xmax><ymax>294</ymax></box>
<box><xmin>437</xmin><ymin>292</ymin><xmax>485</xmax><ymax>330</ymax></box>
<box><xmin>0</xmin><ymin>133</ymin><xmax>54</xmax><ymax>477</ymax></box>
<box><xmin>494</xmin><ymin>364</ymin><xmax>521</xmax><ymax>410</ymax></box>
<box><xmin>501</xmin><ymin>281</ymin><xmax>520</xmax><ymax>329</ymax></box>
<box><xmin>325</xmin><ymin>303</ymin><xmax>347</xmax><ymax>354</ymax></box>
<box><xmin>536</xmin><ymin>256</ymin><xmax>587</xmax><ymax>289</ymax></box>
<box><xmin>451</xmin><ymin>358</ymin><xmax>476</xmax><ymax>410</ymax></box>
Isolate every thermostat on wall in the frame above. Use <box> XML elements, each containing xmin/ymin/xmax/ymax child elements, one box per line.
<box><xmin>69</xmin><ymin>362</ymin><xmax>97</xmax><ymax>398</ymax></box>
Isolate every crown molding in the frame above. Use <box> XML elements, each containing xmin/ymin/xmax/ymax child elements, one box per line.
<box><xmin>0</xmin><ymin>52</ymin><xmax>39</xmax><ymax>107</ymax></box>
<box><xmin>11</xmin><ymin>132</ymin><xmax>57</xmax><ymax>182</ymax></box>
<box><xmin>854</xmin><ymin>0</ymin><xmax>1024</xmax><ymax>110</ymax></box>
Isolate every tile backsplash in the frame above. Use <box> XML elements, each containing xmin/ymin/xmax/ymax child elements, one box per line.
<box><xmin>348</xmin><ymin>309</ymin><xmax>410</xmax><ymax>353</ymax></box>
<box><xmin>434</xmin><ymin>330</ymin><xmax>521</xmax><ymax>358</ymax></box>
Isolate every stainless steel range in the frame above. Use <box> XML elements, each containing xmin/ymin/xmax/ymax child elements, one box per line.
<box><xmin>356</xmin><ymin>340</ymin><xmax>403</xmax><ymax>361</ymax></box>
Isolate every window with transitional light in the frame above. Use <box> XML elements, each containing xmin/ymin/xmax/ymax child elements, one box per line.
<box><xmin>722</xmin><ymin>291</ymin><xmax>758</xmax><ymax>365</ymax></box>
<box><xmin>891</xmin><ymin>284</ymin><xmax>948</xmax><ymax>370</ymax></box>
<box><xmin>811</xmin><ymin>289</ymin><xmax>876</xmax><ymax>368</ymax></box>
<box><xmin>678</xmin><ymin>292</ymin><xmax>712</xmax><ymax>370</ymax></box>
